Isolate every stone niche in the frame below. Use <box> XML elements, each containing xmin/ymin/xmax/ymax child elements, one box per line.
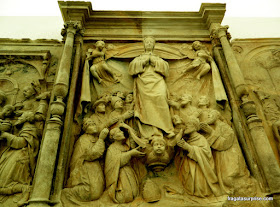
<box><xmin>1</xmin><ymin>1</ymin><xmax>280</xmax><ymax>207</ymax></box>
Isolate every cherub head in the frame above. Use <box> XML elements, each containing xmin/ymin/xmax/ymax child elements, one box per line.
<box><xmin>151</xmin><ymin>137</ymin><xmax>167</xmax><ymax>155</ymax></box>
<box><xmin>95</xmin><ymin>40</ymin><xmax>105</xmax><ymax>50</ymax></box>
<box><xmin>192</xmin><ymin>41</ymin><xmax>202</xmax><ymax>51</ymax></box>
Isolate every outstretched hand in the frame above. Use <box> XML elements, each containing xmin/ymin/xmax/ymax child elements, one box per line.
<box><xmin>130</xmin><ymin>146</ymin><xmax>146</xmax><ymax>158</ymax></box>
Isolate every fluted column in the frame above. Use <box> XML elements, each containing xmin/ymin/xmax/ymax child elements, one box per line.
<box><xmin>210</xmin><ymin>24</ymin><xmax>280</xmax><ymax>205</ymax></box>
<box><xmin>27</xmin><ymin>21</ymin><xmax>82</xmax><ymax>207</ymax></box>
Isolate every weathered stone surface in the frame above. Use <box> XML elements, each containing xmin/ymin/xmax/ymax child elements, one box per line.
<box><xmin>0</xmin><ymin>2</ymin><xmax>279</xmax><ymax>207</ymax></box>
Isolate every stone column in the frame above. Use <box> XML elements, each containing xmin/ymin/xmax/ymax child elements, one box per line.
<box><xmin>210</xmin><ymin>24</ymin><xmax>280</xmax><ymax>205</ymax></box>
<box><xmin>27</xmin><ymin>21</ymin><xmax>82</xmax><ymax>207</ymax></box>
<box><xmin>50</xmin><ymin>29</ymin><xmax>84</xmax><ymax>203</ymax></box>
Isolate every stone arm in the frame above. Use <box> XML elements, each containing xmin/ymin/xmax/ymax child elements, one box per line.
<box><xmin>84</xmin><ymin>139</ymin><xmax>105</xmax><ymax>162</ymax></box>
<box><xmin>86</xmin><ymin>49</ymin><xmax>105</xmax><ymax>60</ymax></box>
<box><xmin>0</xmin><ymin>132</ymin><xmax>28</xmax><ymax>149</ymax></box>
<box><xmin>177</xmin><ymin>139</ymin><xmax>197</xmax><ymax>161</ymax></box>
<box><xmin>168</xmin><ymin>100</ymin><xmax>180</xmax><ymax>110</ymax></box>
<box><xmin>84</xmin><ymin>128</ymin><xmax>108</xmax><ymax>161</ymax></box>
<box><xmin>120</xmin><ymin>146</ymin><xmax>145</xmax><ymax>167</ymax></box>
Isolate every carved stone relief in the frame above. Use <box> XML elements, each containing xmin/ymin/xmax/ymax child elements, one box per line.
<box><xmin>60</xmin><ymin>38</ymin><xmax>259</xmax><ymax>207</ymax></box>
<box><xmin>0</xmin><ymin>51</ymin><xmax>52</xmax><ymax>207</ymax></box>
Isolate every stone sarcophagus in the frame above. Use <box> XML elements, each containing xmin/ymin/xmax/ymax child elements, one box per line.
<box><xmin>0</xmin><ymin>1</ymin><xmax>280</xmax><ymax>207</ymax></box>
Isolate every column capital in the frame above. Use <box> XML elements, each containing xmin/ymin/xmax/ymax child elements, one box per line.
<box><xmin>210</xmin><ymin>25</ymin><xmax>231</xmax><ymax>46</ymax></box>
<box><xmin>61</xmin><ymin>21</ymin><xmax>83</xmax><ymax>37</ymax></box>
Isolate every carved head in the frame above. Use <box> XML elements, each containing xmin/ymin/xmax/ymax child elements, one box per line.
<box><xmin>110</xmin><ymin>127</ymin><xmax>125</xmax><ymax>141</ymax></box>
<box><xmin>184</xmin><ymin>116</ymin><xmax>200</xmax><ymax>134</ymax></box>
<box><xmin>82</xmin><ymin>118</ymin><xmax>98</xmax><ymax>134</ymax></box>
<box><xmin>181</xmin><ymin>94</ymin><xmax>192</xmax><ymax>105</ymax></box>
<box><xmin>125</xmin><ymin>92</ymin><xmax>133</xmax><ymax>103</ymax></box>
<box><xmin>192</xmin><ymin>41</ymin><xmax>202</xmax><ymax>51</ymax></box>
<box><xmin>206</xmin><ymin>110</ymin><xmax>220</xmax><ymax>125</ymax></box>
<box><xmin>0</xmin><ymin>90</ymin><xmax>7</xmax><ymax>106</ymax></box>
<box><xmin>198</xmin><ymin>96</ymin><xmax>210</xmax><ymax>107</ymax></box>
<box><xmin>143</xmin><ymin>36</ymin><xmax>155</xmax><ymax>52</ymax></box>
<box><xmin>93</xmin><ymin>99</ymin><xmax>106</xmax><ymax>113</ymax></box>
<box><xmin>2</xmin><ymin>105</ymin><xmax>15</xmax><ymax>117</ymax></box>
<box><xmin>172</xmin><ymin>115</ymin><xmax>183</xmax><ymax>126</ymax></box>
<box><xmin>151</xmin><ymin>137</ymin><xmax>167</xmax><ymax>155</ymax></box>
<box><xmin>95</xmin><ymin>40</ymin><xmax>105</xmax><ymax>50</ymax></box>
<box><xmin>111</xmin><ymin>96</ymin><xmax>124</xmax><ymax>109</ymax></box>
<box><xmin>23</xmin><ymin>85</ymin><xmax>36</xmax><ymax>99</ymax></box>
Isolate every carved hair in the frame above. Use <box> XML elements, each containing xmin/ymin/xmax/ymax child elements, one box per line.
<box><xmin>82</xmin><ymin>118</ymin><xmax>96</xmax><ymax>131</ymax></box>
<box><xmin>109</xmin><ymin>127</ymin><xmax>124</xmax><ymax>140</ymax></box>
<box><xmin>95</xmin><ymin>40</ymin><xmax>105</xmax><ymax>47</ymax></box>
<box><xmin>151</xmin><ymin>137</ymin><xmax>167</xmax><ymax>147</ymax></box>
<box><xmin>186</xmin><ymin>116</ymin><xmax>200</xmax><ymax>131</ymax></box>
<box><xmin>143</xmin><ymin>36</ymin><xmax>156</xmax><ymax>44</ymax></box>
<box><xmin>198</xmin><ymin>95</ymin><xmax>210</xmax><ymax>107</ymax></box>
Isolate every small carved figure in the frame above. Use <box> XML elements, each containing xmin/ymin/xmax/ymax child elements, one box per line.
<box><xmin>146</xmin><ymin>137</ymin><xmax>172</xmax><ymax>172</ymax></box>
<box><xmin>61</xmin><ymin>118</ymin><xmax>108</xmax><ymax>203</ymax></box>
<box><xmin>0</xmin><ymin>111</ymin><xmax>39</xmax><ymax>206</ymax></box>
<box><xmin>109</xmin><ymin>96</ymin><xmax>134</xmax><ymax>127</ymax></box>
<box><xmin>87</xmin><ymin>40</ymin><xmax>120</xmax><ymax>84</ymax></box>
<box><xmin>105</xmin><ymin>126</ymin><xmax>145</xmax><ymax>203</ymax></box>
<box><xmin>89</xmin><ymin>98</ymin><xmax>117</xmax><ymax>133</ymax></box>
<box><xmin>198</xmin><ymin>96</ymin><xmax>249</xmax><ymax>194</ymax></box>
<box><xmin>129</xmin><ymin>36</ymin><xmax>174</xmax><ymax>139</ymax></box>
<box><xmin>169</xmin><ymin>93</ymin><xmax>201</xmax><ymax>121</ymax></box>
<box><xmin>182</xmin><ymin>41</ymin><xmax>212</xmax><ymax>79</ymax></box>
<box><xmin>124</xmin><ymin>92</ymin><xmax>134</xmax><ymax>111</ymax></box>
<box><xmin>174</xmin><ymin>116</ymin><xmax>221</xmax><ymax>197</ymax></box>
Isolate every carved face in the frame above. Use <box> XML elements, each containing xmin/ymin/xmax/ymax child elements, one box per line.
<box><xmin>114</xmin><ymin>100</ymin><xmax>124</xmax><ymax>109</ymax></box>
<box><xmin>192</xmin><ymin>41</ymin><xmax>201</xmax><ymax>50</ymax></box>
<box><xmin>86</xmin><ymin>123</ymin><xmax>98</xmax><ymax>134</ymax></box>
<box><xmin>153</xmin><ymin>140</ymin><xmax>166</xmax><ymax>155</ymax></box>
<box><xmin>23</xmin><ymin>86</ymin><xmax>35</xmax><ymax>99</ymax></box>
<box><xmin>125</xmin><ymin>94</ymin><xmax>133</xmax><ymax>103</ymax></box>
<box><xmin>144</xmin><ymin>37</ymin><xmax>155</xmax><ymax>52</ymax></box>
<box><xmin>116</xmin><ymin>91</ymin><xmax>125</xmax><ymax>99</ymax></box>
<box><xmin>96</xmin><ymin>103</ymin><xmax>106</xmax><ymax>113</ymax></box>
<box><xmin>113</xmin><ymin>128</ymin><xmax>125</xmax><ymax>140</ymax></box>
<box><xmin>3</xmin><ymin>106</ymin><xmax>13</xmax><ymax>117</ymax></box>
<box><xmin>96</xmin><ymin>41</ymin><xmax>105</xmax><ymax>50</ymax></box>
<box><xmin>198</xmin><ymin>96</ymin><xmax>209</xmax><ymax>107</ymax></box>
<box><xmin>172</xmin><ymin>115</ymin><xmax>182</xmax><ymax>126</ymax></box>
<box><xmin>184</xmin><ymin>123</ymin><xmax>196</xmax><ymax>134</ymax></box>
<box><xmin>181</xmin><ymin>94</ymin><xmax>192</xmax><ymax>105</ymax></box>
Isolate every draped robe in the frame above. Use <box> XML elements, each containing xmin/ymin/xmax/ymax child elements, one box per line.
<box><xmin>129</xmin><ymin>53</ymin><xmax>174</xmax><ymax>138</ymax></box>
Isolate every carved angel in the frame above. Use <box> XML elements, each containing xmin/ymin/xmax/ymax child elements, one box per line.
<box><xmin>180</xmin><ymin>41</ymin><xmax>213</xmax><ymax>80</ymax></box>
<box><xmin>86</xmin><ymin>41</ymin><xmax>121</xmax><ymax>84</ymax></box>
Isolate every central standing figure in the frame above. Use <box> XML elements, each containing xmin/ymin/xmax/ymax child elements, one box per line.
<box><xmin>129</xmin><ymin>37</ymin><xmax>174</xmax><ymax>139</ymax></box>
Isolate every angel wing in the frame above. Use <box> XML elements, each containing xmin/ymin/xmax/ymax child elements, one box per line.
<box><xmin>179</xmin><ymin>44</ymin><xmax>196</xmax><ymax>59</ymax></box>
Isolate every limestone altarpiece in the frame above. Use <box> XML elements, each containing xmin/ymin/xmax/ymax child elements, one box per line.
<box><xmin>0</xmin><ymin>1</ymin><xmax>280</xmax><ymax>207</ymax></box>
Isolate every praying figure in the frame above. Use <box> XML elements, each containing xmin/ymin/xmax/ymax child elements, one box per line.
<box><xmin>129</xmin><ymin>36</ymin><xmax>174</xmax><ymax>139</ymax></box>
